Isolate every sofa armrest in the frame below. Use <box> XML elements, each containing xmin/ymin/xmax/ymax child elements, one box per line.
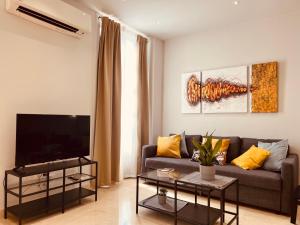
<box><xmin>141</xmin><ymin>145</ymin><xmax>157</xmax><ymax>173</ymax></box>
<box><xmin>281</xmin><ymin>154</ymin><xmax>299</xmax><ymax>214</ymax></box>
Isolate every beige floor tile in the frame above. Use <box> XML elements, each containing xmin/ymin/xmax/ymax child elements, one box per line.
<box><xmin>0</xmin><ymin>179</ymin><xmax>292</xmax><ymax>225</ymax></box>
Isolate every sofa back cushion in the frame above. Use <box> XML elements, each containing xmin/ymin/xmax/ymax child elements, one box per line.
<box><xmin>258</xmin><ymin>139</ymin><xmax>289</xmax><ymax>171</ymax></box>
<box><xmin>240</xmin><ymin>138</ymin><xmax>282</xmax><ymax>155</ymax></box>
<box><xmin>212</xmin><ymin>136</ymin><xmax>241</xmax><ymax>163</ymax></box>
<box><xmin>185</xmin><ymin>135</ymin><xmax>202</xmax><ymax>158</ymax></box>
<box><xmin>182</xmin><ymin>135</ymin><xmax>240</xmax><ymax>161</ymax></box>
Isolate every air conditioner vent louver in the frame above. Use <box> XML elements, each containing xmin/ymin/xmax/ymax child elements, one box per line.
<box><xmin>17</xmin><ymin>6</ymin><xmax>79</xmax><ymax>33</ymax></box>
<box><xmin>6</xmin><ymin>0</ymin><xmax>91</xmax><ymax>38</ymax></box>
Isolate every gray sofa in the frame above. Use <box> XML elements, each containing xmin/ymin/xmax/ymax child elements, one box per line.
<box><xmin>141</xmin><ymin>135</ymin><xmax>299</xmax><ymax>215</ymax></box>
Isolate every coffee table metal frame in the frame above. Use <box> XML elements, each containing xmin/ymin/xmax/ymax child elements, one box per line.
<box><xmin>136</xmin><ymin>171</ymin><xmax>239</xmax><ymax>225</ymax></box>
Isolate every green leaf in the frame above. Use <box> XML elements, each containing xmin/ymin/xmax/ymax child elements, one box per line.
<box><xmin>212</xmin><ymin>139</ymin><xmax>222</xmax><ymax>157</ymax></box>
<box><xmin>203</xmin><ymin>136</ymin><xmax>212</xmax><ymax>152</ymax></box>
<box><xmin>192</xmin><ymin>138</ymin><xmax>206</xmax><ymax>153</ymax></box>
<box><xmin>192</xmin><ymin>138</ymin><xmax>202</xmax><ymax>149</ymax></box>
<box><xmin>191</xmin><ymin>131</ymin><xmax>218</xmax><ymax>166</ymax></box>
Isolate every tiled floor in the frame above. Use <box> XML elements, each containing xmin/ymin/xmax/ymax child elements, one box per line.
<box><xmin>0</xmin><ymin>179</ymin><xmax>292</xmax><ymax>225</ymax></box>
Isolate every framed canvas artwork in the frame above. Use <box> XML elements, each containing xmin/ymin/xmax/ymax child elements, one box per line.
<box><xmin>251</xmin><ymin>62</ymin><xmax>278</xmax><ymax>112</ymax></box>
<box><xmin>201</xmin><ymin>66</ymin><xmax>248</xmax><ymax>113</ymax></box>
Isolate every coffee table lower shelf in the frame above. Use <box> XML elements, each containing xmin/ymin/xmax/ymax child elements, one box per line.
<box><xmin>138</xmin><ymin>194</ymin><xmax>221</xmax><ymax>225</ymax></box>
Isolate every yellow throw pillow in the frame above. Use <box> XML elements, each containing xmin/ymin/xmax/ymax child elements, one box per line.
<box><xmin>157</xmin><ymin>135</ymin><xmax>181</xmax><ymax>158</ymax></box>
<box><xmin>202</xmin><ymin>138</ymin><xmax>230</xmax><ymax>153</ymax></box>
<box><xmin>231</xmin><ymin>145</ymin><xmax>271</xmax><ymax>170</ymax></box>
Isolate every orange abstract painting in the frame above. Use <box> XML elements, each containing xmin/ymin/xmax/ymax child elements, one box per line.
<box><xmin>251</xmin><ymin>62</ymin><xmax>278</xmax><ymax>112</ymax></box>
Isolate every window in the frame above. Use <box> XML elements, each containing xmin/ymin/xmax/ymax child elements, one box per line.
<box><xmin>120</xmin><ymin>29</ymin><xmax>138</xmax><ymax>179</ymax></box>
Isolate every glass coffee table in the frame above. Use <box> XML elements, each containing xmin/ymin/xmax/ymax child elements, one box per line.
<box><xmin>136</xmin><ymin>170</ymin><xmax>239</xmax><ymax>225</ymax></box>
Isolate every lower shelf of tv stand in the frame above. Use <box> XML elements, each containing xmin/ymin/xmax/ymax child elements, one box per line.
<box><xmin>7</xmin><ymin>188</ymin><xmax>95</xmax><ymax>220</ymax></box>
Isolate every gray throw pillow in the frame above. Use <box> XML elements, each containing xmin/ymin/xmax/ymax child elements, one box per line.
<box><xmin>258</xmin><ymin>139</ymin><xmax>288</xmax><ymax>171</ymax></box>
<box><xmin>180</xmin><ymin>131</ymin><xmax>189</xmax><ymax>158</ymax></box>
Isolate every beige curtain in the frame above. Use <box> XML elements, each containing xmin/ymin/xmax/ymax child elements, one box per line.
<box><xmin>137</xmin><ymin>35</ymin><xmax>149</xmax><ymax>174</ymax></box>
<box><xmin>94</xmin><ymin>17</ymin><xmax>121</xmax><ymax>186</ymax></box>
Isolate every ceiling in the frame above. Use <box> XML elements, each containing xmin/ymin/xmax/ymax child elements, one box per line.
<box><xmin>85</xmin><ymin>0</ymin><xmax>300</xmax><ymax>40</ymax></box>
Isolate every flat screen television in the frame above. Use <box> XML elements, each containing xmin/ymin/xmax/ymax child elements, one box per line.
<box><xmin>15</xmin><ymin>114</ymin><xmax>90</xmax><ymax>167</ymax></box>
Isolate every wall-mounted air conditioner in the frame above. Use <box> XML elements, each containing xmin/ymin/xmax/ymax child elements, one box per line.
<box><xmin>6</xmin><ymin>0</ymin><xmax>92</xmax><ymax>38</ymax></box>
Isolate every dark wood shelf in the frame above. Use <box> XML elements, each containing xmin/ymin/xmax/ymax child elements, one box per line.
<box><xmin>139</xmin><ymin>195</ymin><xmax>187</xmax><ymax>215</ymax></box>
<box><xmin>8</xmin><ymin>173</ymin><xmax>96</xmax><ymax>197</ymax></box>
<box><xmin>139</xmin><ymin>194</ymin><xmax>221</xmax><ymax>225</ymax></box>
<box><xmin>178</xmin><ymin>203</ymin><xmax>221</xmax><ymax>225</ymax></box>
<box><xmin>7</xmin><ymin>158</ymin><xmax>96</xmax><ymax>177</ymax></box>
<box><xmin>7</xmin><ymin>188</ymin><xmax>95</xmax><ymax>219</ymax></box>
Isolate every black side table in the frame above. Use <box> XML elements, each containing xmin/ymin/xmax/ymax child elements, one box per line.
<box><xmin>291</xmin><ymin>186</ymin><xmax>300</xmax><ymax>224</ymax></box>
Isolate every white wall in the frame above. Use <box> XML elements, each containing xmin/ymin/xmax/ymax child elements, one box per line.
<box><xmin>0</xmin><ymin>0</ymin><xmax>99</xmax><ymax>208</ymax></box>
<box><xmin>163</xmin><ymin>11</ymin><xmax>300</xmax><ymax>154</ymax></box>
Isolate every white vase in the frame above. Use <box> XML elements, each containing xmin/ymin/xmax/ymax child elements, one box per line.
<box><xmin>200</xmin><ymin>165</ymin><xmax>215</xmax><ymax>181</ymax></box>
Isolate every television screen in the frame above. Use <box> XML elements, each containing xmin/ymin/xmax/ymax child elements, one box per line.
<box><xmin>16</xmin><ymin>114</ymin><xmax>90</xmax><ymax>167</ymax></box>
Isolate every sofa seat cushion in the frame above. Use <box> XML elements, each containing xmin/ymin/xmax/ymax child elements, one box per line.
<box><xmin>145</xmin><ymin>157</ymin><xmax>199</xmax><ymax>173</ymax></box>
<box><xmin>215</xmin><ymin>165</ymin><xmax>281</xmax><ymax>191</ymax></box>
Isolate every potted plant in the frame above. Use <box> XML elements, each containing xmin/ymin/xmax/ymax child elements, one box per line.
<box><xmin>158</xmin><ymin>188</ymin><xmax>168</xmax><ymax>204</ymax></box>
<box><xmin>192</xmin><ymin>132</ymin><xmax>222</xmax><ymax>181</ymax></box>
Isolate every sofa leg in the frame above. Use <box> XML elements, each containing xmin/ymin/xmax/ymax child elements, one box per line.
<box><xmin>291</xmin><ymin>205</ymin><xmax>297</xmax><ymax>224</ymax></box>
<box><xmin>290</xmin><ymin>189</ymin><xmax>298</xmax><ymax>224</ymax></box>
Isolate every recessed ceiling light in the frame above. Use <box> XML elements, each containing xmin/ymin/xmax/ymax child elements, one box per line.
<box><xmin>155</xmin><ymin>20</ymin><xmax>161</xmax><ymax>25</ymax></box>
<box><xmin>233</xmin><ymin>1</ymin><xmax>239</xmax><ymax>5</ymax></box>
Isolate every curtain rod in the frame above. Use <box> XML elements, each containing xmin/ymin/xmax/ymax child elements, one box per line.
<box><xmin>97</xmin><ymin>11</ymin><xmax>149</xmax><ymax>40</ymax></box>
